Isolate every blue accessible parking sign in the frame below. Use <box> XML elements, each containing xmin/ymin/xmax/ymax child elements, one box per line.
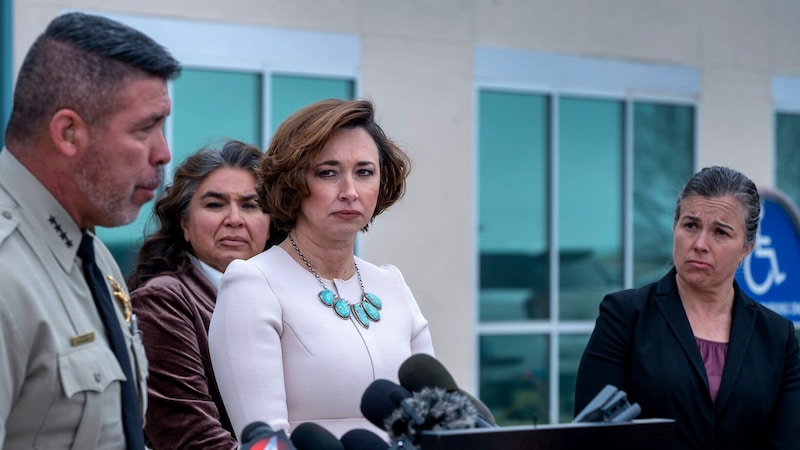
<box><xmin>735</xmin><ymin>187</ymin><xmax>800</xmax><ymax>324</ymax></box>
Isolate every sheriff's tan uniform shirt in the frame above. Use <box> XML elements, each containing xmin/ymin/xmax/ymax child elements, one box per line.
<box><xmin>0</xmin><ymin>150</ymin><xmax>148</xmax><ymax>449</ymax></box>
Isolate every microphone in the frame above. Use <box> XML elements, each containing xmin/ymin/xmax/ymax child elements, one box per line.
<box><xmin>360</xmin><ymin>379</ymin><xmax>421</xmax><ymax>449</ymax></box>
<box><xmin>289</xmin><ymin>422</ymin><xmax>344</xmax><ymax>450</ymax></box>
<box><xmin>383</xmin><ymin>386</ymin><xmax>482</xmax><ymax>445</ymax></box>
<box><xmin>572</xmin><ymin>384</ymin><xmax>641</xmax><ymax>423</ymax></box>
<box><xmin>239</xmin><ymin>421</ymin><xmax>296</xmax><ymax>450</ymax></box>
<box><xmin>360</xmin><ymin>378</ymin><xmax>482</xmax><ymax>447</ymax></box>
<box><xmin>340</xmin><ymin>429</ymin><xmax>390</xmax><ymax>450</ymax></box>
<box><xmin>398</xmin><ymin>353</ymin><xmax>497</xmax><ymax>427</ymax></box>
<box><xmin>398</xmin><ymin>353</ymin><xmax>458</xmax><ymax>391</ymax></box>
<box><xmin>361</xmin><ymin>379</ymin><xmax>424</xmax><ymax>430</ymax></box>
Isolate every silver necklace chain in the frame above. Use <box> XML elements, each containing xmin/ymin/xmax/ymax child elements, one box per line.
<box><xmin>287</xmin><ymin>232</ymin><xmax>381</xmax><ymax>329</ymax></box>
<box><xmin>288</xmin><ymin>232</ymin><xmax>364</xmax><ymax>298</ymax></box>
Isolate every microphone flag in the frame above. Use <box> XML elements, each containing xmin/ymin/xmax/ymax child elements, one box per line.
<box><xmin>239</xmin><ymin>421</ymin><xmax>297</xmax><ymax>450</ymax></box>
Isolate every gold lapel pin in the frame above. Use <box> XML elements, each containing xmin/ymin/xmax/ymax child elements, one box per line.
<box><xmin>106</xmin><ymin>275</ymin><xmax>132</xmax><ymax>323</ymax></box>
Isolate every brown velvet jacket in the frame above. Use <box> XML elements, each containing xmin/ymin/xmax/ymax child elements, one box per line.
<box><xmin>131</xmin><ymin>264</ymin><xmax>238</xmax><ymax>449</ymax></box>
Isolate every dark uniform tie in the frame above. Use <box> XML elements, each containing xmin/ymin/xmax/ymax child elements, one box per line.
<box><xmin>78</xmin><ymin>233</ymin><xmax>145</xmax><ymax>450</ymax></box>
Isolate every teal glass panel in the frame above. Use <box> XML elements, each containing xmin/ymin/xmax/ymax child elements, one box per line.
<box><xmin>559</xmin><ymin>333</ymin><xmax>590</xmax><ymax>422</ymax></box>
<box><xmin>171</xmin><ymin>68</ymin><xmax>263</xmax><ymax>157</ymax></box>
<box><xmin>633</xmin><ymin>102</ymin><xmax>694</xmax><ymax>286</ymax></box>
<box><xmin>776</xmin><ymin>112</ymin><xmax>800</xmax><ymax>209</ymax></box>
<box><xmin>478</xmin><ymin>90</ymin><xmax>549</xmax><ymax>321</ymax></box>
<box><xmin>479</xmin><ymin>334</ymin><xmax>548</xmax><ymax>426</ymax></box>
<box><xmin>270</xmin><ymin>75</ymin><xmax>354</xmax><ymax>134</ymax></box>
<box><xmin>558</xmin><ymin>97</ymin><xmax>624</xmax><ymax>320</ymax></box>
<box><xmin>96</xmin><ymin>68</ymin><xmax>263</xmax><ymax>275</ymax></box>
<box><xmin>1</xmin><ymin>0</ymin><xmax>11</xmax><ymax>150</ymax></box>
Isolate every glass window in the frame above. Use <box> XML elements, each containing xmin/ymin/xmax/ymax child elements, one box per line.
<box><xmin>1</xmin><ymin>0</ymin><xmax>11</xmax><ymax>150</ymax></box>
<box><xmin>477</xmin><ymin>89</ymin><xmax>695</xmax><ymax>425</ymax></box>
<box><xmin>479</xmin><ymin>334</ymin><xmax>548</xmax><ymax>426</ymax></box>
<box><xmin>171</xmin><ymin>68</ymin><xmax>263</xmax><ymax>155</ymax></box>
<box><xmin>776</xmin><ymin>112</ymin><xmax>800</xmax><ymax>208</ymax></box>
<box><xmin>558</xmin><ymin>97</ymin><xmax>624</xmax><ymax>321</ymax></box>
<box><xmin>633</xmin><ymin>102</ymin><xmax>694</xmax><ymax>286</ymax></box>
<box><xmin>478</xmin><ymin>90</ymin><xmax>549</xmax><ymax>322</ymax></box>
<box><xmin>559</xmin><ymin>333</ymin><xmax>590</xmax><ymax>423</ymax></box>
<box><xmin>270</xmin><ymin>74</ymin><xmax>355</xmax><ymax>133</ymax></box>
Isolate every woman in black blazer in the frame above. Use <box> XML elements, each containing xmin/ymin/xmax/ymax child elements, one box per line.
<box><xmin>575</xmin><ymin>166</ymin><xmax>800</xmax><ymax>450</ymax></box>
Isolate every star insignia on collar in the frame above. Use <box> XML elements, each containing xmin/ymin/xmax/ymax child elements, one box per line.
<box><xmin>49</xmin><ymin>215</ymin><xmax>73</xmax><ymax>248</ymax></box>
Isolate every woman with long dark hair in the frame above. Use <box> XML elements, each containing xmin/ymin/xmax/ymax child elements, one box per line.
<box><xmin>128</xmin><ymin>140</ymin><xmax>275</xmax><ymax>449</ymax></box>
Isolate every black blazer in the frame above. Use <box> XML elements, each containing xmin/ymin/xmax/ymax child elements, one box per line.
<box><xmin>575</xmin><ymin>268</ymin><xmax>800</xmax><ymax>450</ymax></box>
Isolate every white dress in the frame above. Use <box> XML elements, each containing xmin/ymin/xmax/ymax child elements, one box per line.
<box><xmin>208</xmin><ymin>246</ymin><xmax>435</xmax><ymax>439</ymax></box>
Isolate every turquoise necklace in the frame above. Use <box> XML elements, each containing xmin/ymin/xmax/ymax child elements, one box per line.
<box><xmin>288</xmin><ymin>233</ymin><xmax>382</xmax><ymax>329</ymax></box>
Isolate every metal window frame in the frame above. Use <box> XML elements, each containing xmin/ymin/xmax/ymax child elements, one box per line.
<box><xmin>474</xmin><ymin>47</ymin><xmax>699</xmax><ymax>424</ymax></box>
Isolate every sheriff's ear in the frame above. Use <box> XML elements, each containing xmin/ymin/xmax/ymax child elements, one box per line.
<box><xmin>49</xmin><ymin>109</ymin><xmax>87</xmax><ymax>157</ymax></box>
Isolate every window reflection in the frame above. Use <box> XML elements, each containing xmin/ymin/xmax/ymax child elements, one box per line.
<box><xmin>776</xmin><ymin>112</ymin><xmax>800</xmax><ymax>209</ymax></box>
<box><xmin>479</xmin><ymin>90</ymin><xmax>548</xmax><ymax>321</ymax></box>
<box><xmin>477</xmin><ymin>89</ymin><xmax>695</xmax><ymax>425</ymax></box>
<box><xmin>479</xmin><ymin>334</ymin><xmax>548</xmax><ymax>426</ymax></box>
<box><xmin>633</xmin><ymin>102</ymin><xmax>694</xmax><ymax>286</ymax></box>
<box><xmin>559</xmin><ymin>97</ymin><xmax>624</xmax><ymax>321</ymax></box>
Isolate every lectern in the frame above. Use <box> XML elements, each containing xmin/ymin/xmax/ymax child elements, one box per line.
<box><xmin>418</xmin><ymin>418</ymin><xmax>675</xmax><ymax>450</ymax></box>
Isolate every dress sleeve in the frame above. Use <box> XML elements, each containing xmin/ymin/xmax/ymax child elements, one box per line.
<box><xmin>573</xmin><ymin>292</ymin><xmax>632</xmax><ymax>416</ymax></box>
<box><xmin>209</xmin><ymin>259</ymin><xmax>288</xmax><ymax>440</ymax></box>
<box><xmin>393</xmin><ymin>265</ymin><xmax>435</xmax><ymax>357</ymax></box>
<box><xmin>131</xmin><ymin>282</ymin><xmax>238</xmax><ymax>450</ymax></box>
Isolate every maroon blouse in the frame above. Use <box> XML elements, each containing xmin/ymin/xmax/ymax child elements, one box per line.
<box><xmin>696</xmin><ymin>336</ymin><xmax>728</xmax><ymax>403</ymax></box>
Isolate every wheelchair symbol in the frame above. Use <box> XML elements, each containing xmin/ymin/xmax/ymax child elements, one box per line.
<box><xmin>743</xmin><ymin>208</ymin><xmax>787</xmax><ymax>295</ymax></box>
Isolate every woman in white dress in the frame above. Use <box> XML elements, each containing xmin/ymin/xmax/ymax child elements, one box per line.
<box><xmin>209</xmin><ymin>98</ymin><xmax>435</xmax><ymax>440</ymax></box>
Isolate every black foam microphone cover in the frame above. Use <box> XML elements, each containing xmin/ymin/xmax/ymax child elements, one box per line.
<box><xmin>340</xmin><ymin>429</ymin><xmax>390</xmax><ymax>450</ymax></box>
<box><xmin>398</xmin><ymin>354</ymin><xmax>497</xmax><ymax>426</ymax></box>
<box><xmin>459</xmin><ymin>391</ymin><xmax>497</xmax><ymax>427</ymax></box>
<box><xmin>360</xmin><ymin>379</ymin><xmax>414</xmax><ymax>429</ymax></box>
<box><xmin>398</xmin><ymin>353</ymin><xmax>459</xmax><ymax>392</ymax></box>
<box><xmin>384</xmin><ymin>386</ymin><xmax>481</xmax><ymax>444</ymax></box>
<box><xmin>290</xmin><ymin>422</ymin><xmax>344</xmax><ymax>450</ymax></box>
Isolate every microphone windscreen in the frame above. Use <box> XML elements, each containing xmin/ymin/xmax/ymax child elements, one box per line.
<box><xmin>240</xmin><ymin>421</ymin><xmax>274</xmax><ymax>443</ymax></box>
<box><xmin>398</xmin><ymin>354</ymin><xmax>496</xmax><ymax>426</ymax></box>
<box><xmin>290</xmin><ymin>422</ymin><xmax>343</xmax><ymax>450</ymax></box>
<box><xmin>384</xmin><ymin>387</ymin><xmax>480</xmax><ymax>443</ymax></box>
<box><xmin>460</xmin><ymin>390</ymin><xmax>496</xmax><ymax>426</ymax></box>
<box><xmin>398</xmin><ymin>353</ymin><xmax>458</xmax><ymax>392</ymax></box>
<box><xmin>360</xmin><ymin>379</ymin><xmax>412</xmax><ymax>429</ymax></box>
<box><xmin>340</xmin><ymin>429</ymin><xmax>390</xmax><ymax>450</ymax></box>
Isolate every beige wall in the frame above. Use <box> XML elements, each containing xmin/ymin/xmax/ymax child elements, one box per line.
<box><xmin>12</xmin><ymin>0</ymin><xmax>800</xmax><ymax>391</ymax></box>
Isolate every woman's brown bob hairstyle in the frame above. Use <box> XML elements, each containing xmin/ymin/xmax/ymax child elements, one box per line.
<box><xmin>258</xmin><ymin>98</ymin><xmax>412</xmax><ymax>232</ymax></box>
